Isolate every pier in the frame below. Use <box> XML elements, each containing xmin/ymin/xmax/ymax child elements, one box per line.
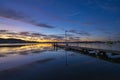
<box><xmin>54</xmin><ymin>43</ymin><xmax>120</xmax><ymax>64</ymax></box>
<box><xmin>54</xmin><ymin>43</ymin><xmax>120</xmax><ymax>54</ymax></box>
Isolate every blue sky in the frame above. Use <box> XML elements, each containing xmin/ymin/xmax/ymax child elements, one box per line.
<box><xmin>0</xmin><ymin>0</ymin><xmax>120</xmax><ymax>41</ymax></box>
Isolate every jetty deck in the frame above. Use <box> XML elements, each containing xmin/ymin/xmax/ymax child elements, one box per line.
<box><xmin>55</xmin><ymin>44</ymin><xmax>120</xmax><ymax>54</ymax></box>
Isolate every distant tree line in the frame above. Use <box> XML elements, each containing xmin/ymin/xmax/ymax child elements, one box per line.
<box><xmin>0</xmin><ymin>38</ymin><xmax>37</xmax><ymax>43</ymax></box>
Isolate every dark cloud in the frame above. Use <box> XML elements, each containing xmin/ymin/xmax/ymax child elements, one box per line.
<box><xmin>0</xmin><ymin>30</ymin><xmax>9</xmax><ymax>33</ymax></box>
<box><xmin>49</xmin><ymin>35</ymin><xmax>64</xmax><ymax>39</ymax></box>
<box><xmin>19</xmin><ymin>32</ymin><xmax>30</xmax><ymax>36</ymax></box>
<box><xmin>69</xmin><ymin>30</ymin><xmax>91</xmax><ymax>36</ymax></box>
<box><xmin>68</xmin><ymin>36</ymin><xmax>80</xmax><ymax>40</ymax></box>
<box><xmin>58</xmin><ymin>34</ymin><xmax>74</xmax><ymax>37</ymax></box>
<box><xmin>31</xmin><ymin>33</ymin><xmax>47</xmax><ymax>36</ymax></box>
<box><xmin>0</xmin><ymin>6</ymin><xmax>28</xmax><ymax>21</ymax></box>
<box><xmin>47</xmin><ymin>34</ymin><xmax>80</xmax><ymax>41</ymax></box>
<box><xmin>0</xmin><ymin>7</ymin><xmax>55</xmax><ymax>29</ymax></box>
<box><xmin>0</xmin><ymin>29</ymin><xmax>82</xmax><ymax>41</ymax></box>
<box><xmin>32</xmin><ymin>23</ymin><xmax>55</xmax><ymax>28</ymax></box>
<box><xmin>18</xmin><ymin>32</ymin><xmax>47</xmax><ymax>37</ymax></box>
<box><xmin>0</xmin><ymin>30</ymin><xmax>49</xmax><ymax>39</ymax></box>
<box><xmin>38</xmin><ymin>23</ymin><xmax>55</xmax><ymax>29</ymax></box>
<box><xmin>0</xmin><ymin>30</ymin><xmax>19</xmax><ymax>35</ymax></box>
<box><xmin>7</xmin><ymin>32</ymin><xmax>18</xmax><ymax>35</ymax></box>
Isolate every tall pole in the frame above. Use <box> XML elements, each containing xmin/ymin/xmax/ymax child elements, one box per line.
<box><xmin>65</xmin><ymin>30</ymin><xmax>68</xmax><ymax>46</ymax></box>
<box><xmin>65</xmin><ymin>30</ymin><xmax>68</xmax><ymax>66</ymax></box>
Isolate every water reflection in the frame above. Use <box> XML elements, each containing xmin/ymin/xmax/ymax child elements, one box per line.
<box><xmin>64</xmin><ymin>43</ymin><xmax>120</xmax><ymax>51</ymax></box>
<box><xmin>0</xmin><ymin>44</ymin><xmax>120</xmax><ymax>80</ymax></box>
<box><xmin>0</xmin><ymin>43</ymin><xmax>119</xmax><ymax>67</ymax></box>
<box><xmin>0</xmin><ymin>54</ymin><xmax>6</xmax><ymax>57</ymax></box>
<box><xmin>0</xmin><ymin>44</ymin><xmax>56</xmax><ymax>71</ymax></box>
<box><xmin>75</xmin><ymin>49</ymin><xmax>120</xmax><ymax>64</ymax></box>
<box><xmin>0</xmin><ymin>44</ymin><xmax>53</xmax><ymax>56</ymax></box>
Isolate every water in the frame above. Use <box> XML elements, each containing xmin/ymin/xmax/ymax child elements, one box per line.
<box><xmin>0</xmin><ymin>43</ymin><xmax>120</xmax><ymax>80</ymax></box>
<box><xmin>59</xmin><ymin>43</ymin><xmax>120</xmax><ymax>51</ymax></box>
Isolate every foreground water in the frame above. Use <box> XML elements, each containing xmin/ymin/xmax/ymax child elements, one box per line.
<box><xmin>0</xmin><ymin>43</ymin><xmax>120</xmax><ymax>80</ymax></box>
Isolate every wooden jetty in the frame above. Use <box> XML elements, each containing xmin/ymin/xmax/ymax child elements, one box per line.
<box><xmin>55</xmin><ymin>44</ymin><xmax>120</xmax><ymax>54</ymax></box>
<box><xmin>54</xmin><ymin>43</ymin><xmax>120</xmax><ymax>64</ymax></box>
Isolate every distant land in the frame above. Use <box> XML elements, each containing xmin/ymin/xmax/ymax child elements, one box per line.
<box><xmin>0</xmin><ymin>38</ymin><xmax>119</xmax><ymax>44</ymax></box>
<box><xmin>0</xmin><ymin>38</ymin><xmax>38</xmax><ymax>43</ymax></box>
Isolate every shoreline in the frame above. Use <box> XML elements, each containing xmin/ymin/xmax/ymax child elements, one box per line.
<box><xmin>0</xmin><ymin>43</ymin><xmax>38</xmax><ymax>47</ymax></box>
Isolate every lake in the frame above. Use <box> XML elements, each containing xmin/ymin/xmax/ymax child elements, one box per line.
<box><xmin>0</xmin><ymin>43</ymin><xmax>120</xmax><ymax>80</ymax></box>
<box><xmin>58</xmin><ymin>43</ymin><xmax>120</xmax><ymax>52</ymax></box>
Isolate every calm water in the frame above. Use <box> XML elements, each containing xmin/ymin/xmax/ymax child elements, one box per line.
<box><xmin>0</xmin><ymin>43</ymin><xmax>120</xmax><ymax>80</ymax></box>
<box><xmin>59</xmin><ymin>43</ymin><xmax>120</xmax><ymax>51</ymax></box>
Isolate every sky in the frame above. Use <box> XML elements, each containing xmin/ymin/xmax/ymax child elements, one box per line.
<box><xmin>0</xmin><ymin>0</ymin><xmax>120</xmax><ymax>41</ymax></box>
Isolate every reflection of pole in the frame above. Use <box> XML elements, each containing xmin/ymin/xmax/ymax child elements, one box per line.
<box><xmin>65</xmin><ymin>50</ymin><xmax>68</xmax><ymax>66</ymax></box>
<box><xmin>64</xmin><ymin>30</ymin><xmax>68</xmax><ymax>66</ymax></box>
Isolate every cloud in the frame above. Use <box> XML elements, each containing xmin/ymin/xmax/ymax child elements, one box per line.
<box><xmin>0</xmin><ymin>30</ymin><xmax>9</xmax><ymax>33</ymax></box>
<box><xmin>19</xmin><ymin>32</ymin><xmax>47</xmax><ymax>37</ymax></box>
<box><xmin>0</xmin><ymin>29</ymin><xmax>82</xmax><ymax>41</ymax></box>
<box><xmin>48</xmin><ymin>35</ymin><xmax>64</xmax><ymax>39</ymax></box>
<box><xmin>68</xmin><ymin>36</ymin><xmax>80</xmax><ymax>40</ymax></box>
<box><xmin>0</xmin><ymin>6</ymin><xmax>28</xmax><ymax>21</ymax></box>
<box><xmin>31</xmin><ymin>22</ymin><xmax>55</xmax><ymax>28</ymax></box>
<box><xmin>31</xmin><ymin>33</ymin><xmax>47</xmax><ymax>36</ymax></box>
<box><xmin>19</xmin><ymin>32</ymin><xmax>30</xmax><ymax>36</ymax></box>
<box><xmin>38</xmin><ymin>24</ymin><xmax>54</xmax><ymax>28</ymax></box>
<box><xmin>67</xmin><ymin>12</ymin><xmax>81</xmax><ymax>17</ymax></box>
<box><xmin>93</xmin><ymin>0</ymin><xmax>120</xmax><ymax>11</ymax></box>
<box><xmin>69</xmin><ymin>30</ymin><xmax>91</xmax><ymax>36</ymax></box>
<box><xmin>29</xmin><ymin>2</ymin><xmax>116</xmax><ymax>27</ymax></box>
<box><xmin>0</xmin><ymin>7</ymin><xmax>55</xmax><ymax>29</ymax></box>
<box><xmin>0</xmin><ymin>30</ymin><xmax>28</xmax><ymax>35</ymax></box>
<box><xmin>96</xmin><ymin>27</ymin><xmax>120</xmax><ymax>40</ymax></box>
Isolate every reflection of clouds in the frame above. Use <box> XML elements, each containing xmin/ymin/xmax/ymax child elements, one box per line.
<box><xmin>70</xmin><ymin>47</ymin><xmax>120</xmax><ymax>64</ymax></box>
<box><xmin>35</xmin><ymin>58</ymin><xmax>55</xmax><ymax>64</ymax></box>
<box><xmin>0</xmin><ymin>44</ymin><xmax>53</xmax><ymax>56</ymax></box>
<box><xmin>19</xmin><ymin>51</ymin><xmax>29</xmax><ymax>55</ymax></box>
<box><xmin>25</xmin><ymin>58</ymin><xmax>56</xmax><ymax>67</ymax></box>
<box><xmin>0</xmin><ymin>54</ymin><xmax>6</xmax><ymax>57</ymax></box>
<box><xmin>6</xmin><ymin>52</ymin><xmax>18</xmax><ymax>54</ymax></box>
<box><xmin>31</xmin><ymin>50</ymin><xmax>45</xmax><ymax>54</ymax></box>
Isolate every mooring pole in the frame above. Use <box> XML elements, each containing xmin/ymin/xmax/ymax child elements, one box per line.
<box><xmin>65</xmin><ymin>30</ymin><xmax>68</xmax><ymax>46</ymax></box>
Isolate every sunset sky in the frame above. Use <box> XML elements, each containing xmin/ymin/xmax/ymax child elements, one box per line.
<box><xmin>0</xmin><ymin>0</ymin><xmax>120</xmax><ymax>42</ymax></box>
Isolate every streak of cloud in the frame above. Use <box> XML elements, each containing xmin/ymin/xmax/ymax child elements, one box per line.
<box><xmin>19</xmin><ymin>32</ymin><xmax>30</xmax><ymax>36</ymax></box>
<box><xmin>27</xmin><ymin>2</ymin><xmax>118</xmax><ymax>27</ymax></box>
<box><xmin>93</xmin><ymin>0</ymin><xmax>120</xmax><ymax>11</ymax></box>
<box><xmin>0</xmin><ymin>30</ymin><xmax>9</xmax><ymax>33</ymax></box>
<box><xmin>67</xmin><ymin>12</ymin><xmax>81</xmax><ymax>16</ymax></box>
<box><xmin>31</xmin><ymin>33</ymin><xmax>47</xmax><ymax>36</ymax></box>
<box><xmin>69</xmin><ymin>30</ymin><xmax>91</xmax><ymax>36</ymax></box>
<box><xmin>0</xmin><ymin>7</ymin><xmax>55</xmax><ymax>29</ymax></box>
